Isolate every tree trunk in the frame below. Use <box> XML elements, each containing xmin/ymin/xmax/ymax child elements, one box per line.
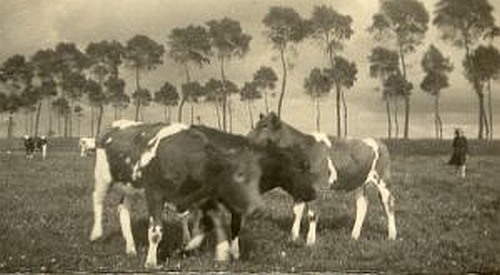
<box><xmin>34</xmin><ymin>101</ymin><xmax>42</xmax><ymax>137</ymax></box>
<box><xmin>219</xmin><ymin>56</ymin><xmax>228</xmax><ymax>132</ymax></box>
<box><xmin>315</xmin><ymin>98</ymin><xmax>321</xmax><ymax>132</ymax></box>
<box><xmin>190</xmin><ymin>104</ymin><xmax>194</xmax><ymax>125</ymax></box>
<box><xmin>264</xmin><ymin>92</ymin><xmax>269</xmax><ymax>114</ymax></box>
<box><xmin>488</xmin><ymin>80</ymin><xmax>493</xmax><ymax>140</ymax></box>
<box><xmin>228</xmin><ymin>94</ymin><xmax>233</xmax><ymax>133</ymax></box>
<box><xmin>341</xmin><ymin>91</ymin><xmax>348</xmax><ymax>137</ymax></box>
<box><xmin>246</xmin><ymin>100</ymin><xmax>254</xmax><ymax>129</ymax></box>
<box><xmin>214</xmin><ymin>100</ymin><xmax>222</xmax><ymax>130</ymax></box>
<box><xmin>398</xmin><ymin>43</ymin><xmax>410</xmax><ymax>139</ymax></box>
<box><xmin>277</xmin><ymin>46</ymin><xmax>287</xmax><ymax>118</ymax></box>
<box><xmin>48</xmin><ymin>99</ymin><xmax>53</xmax><ymax>137</ymax></box>
<box><xmin>385</xmin><ymin>99</ymin><xmax>392</xmax><ymax>139</ymax></box>
<box><xmin>164</xmin><ymin>105</ymin><xmax>168</xmax><ymax>122</ymax></box>
<box><xmin>178</xmin><ymin>63</ymin><xmax>191</xmax><ymax>123</ymax></box>
<box><xmin>335</xmin><ymin>84</ymin><xmax>341</xmax><ymax>137</ymax></box>
<box><xmin>96</xmin><ymin>105</ymin><xmax>104</xmax><ymax>138</ymax></box>
<box><xmin>134</xmin><ymin>66</ymin><xmax>141</xmax><ymax>122</ymax></box>
<box><xmin>394</xmin><ymin>97</ymin><xmax>399</xmax><ymax>139</ymax></box>
<box><xmin>7</xmin><ymin>112</ymin><xmax>14</xmax><ymax>138</ymax></box>
<box><xmin>90</xmin><ymin>107</ymin><xmax>95</xmax><ymax>137</ymax></box>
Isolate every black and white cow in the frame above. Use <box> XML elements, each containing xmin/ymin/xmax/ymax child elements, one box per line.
<box><xmin>247</xmin><ymin>112</ymin><xmax>397</xmax><ymax>244</ymax></box>
<box><xmin>78</xmin><ymin>137</ymin><xmax>96</xmax><ymax>157</ymax></box>
<box><xmin>23</xmin><ymin>135</ymin><xmax>47</xmax><ymax>160</ymax></box>
<box><xmin>90</xmin><ymin>122</ymin><xmax>266</xmax><ymax>268</ymax></box>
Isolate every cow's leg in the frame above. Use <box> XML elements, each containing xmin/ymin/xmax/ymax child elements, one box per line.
<box><xmin>184</xmin><ymin>209</ymin><xmax>206</xmax><ymax>252</ymax></box>
<box><xmin>351</xmin><ymin>186</ymin><xmax>368</xmax><ymax>240</ymax></box>
<box><xmin>305</xmin><ymin>205</ymin><xmax>318</xmax><ymax>245</ymax></box>
<box><xmin>229</xmin><ymin>213</ymin><xmax>242</xmax><ymax>259</ymax></box>
<box><xmin>144</xmin><ymin>191</ymin><xmax>164</xmax><ymax>269</ymax></box>
<box><xmin>90</xmin><ymin>148</ymin><xmax>113</xmax><ymax>241</ymax></box>
<box><xmin>177</xmin><ymin>210</ymin><xmax>192</xmax><ymax>247</ymax></box>
<box><xmin>207</xmin><ymin>205</ymin><xmax>230</xmax><ymax>262</ymax></box>
<box><xmin>41</xmin><ymin>144</ymin><xmax>47</xmax><ymax>160</ymax></box>
<box><xmin>374</xmin><ymin>180</ymin><xmax>397</xmax><ymax>240</ymax></box>
<box><xmin>291</xmin><ymin>201</ymin><xmax>305</xmax><ymax>242</ymax></box>
<box><xmin>118</xmin><ymin>195</ymin><xmax>137</xmax><ymax>255</ymax></box>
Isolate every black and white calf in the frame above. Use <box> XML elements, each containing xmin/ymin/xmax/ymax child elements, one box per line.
<box><xmin>78</xmin><ymin>137</ymin><xmax>96</xmax><ymax>157</ymax></box>
<box><xmin>247</xmin><ymin>113</ymin><xmax>397</xmax><ymax>244</ymax></box>
<box><xmin>23</xmin><ymin>135</ymin><xmax>47</xmax><ymax>160</ymax></box>
<box><xmin>90</xmin><ymin>122</ymin><xmax>264</xmax><ymax>268</ymax></box>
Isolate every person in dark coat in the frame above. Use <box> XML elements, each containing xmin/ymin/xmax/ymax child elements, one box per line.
<box><xmin>449</xmin><ymin>128</ymin><xmax>468</xmax><ymax>178</ymax></box>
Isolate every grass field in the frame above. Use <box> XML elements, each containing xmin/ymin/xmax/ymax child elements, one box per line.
<box><xmin>0</xmin><ymin>138</ymin><xmax>499</xmax><ymax>273</ymax></box>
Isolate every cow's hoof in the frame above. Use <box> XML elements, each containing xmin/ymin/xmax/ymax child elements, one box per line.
<box><xmin>89</xmin><ymin>231</ymin><xmax>102</xmax><ymax>242</ymax></box>
<box><xmin>125</xmin><ymin>248</ymin><xmax>137</xmax><ymax>256</ymax></box>
<box><xmin>144</xmin><ymin>262</ymin><xmax>162</xmax><ymax>269</ymax></box>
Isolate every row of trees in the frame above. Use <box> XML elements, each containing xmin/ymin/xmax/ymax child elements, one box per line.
<box><xmin>1</xmin><ymin>0</ymin><xmax>500</xmax><ymax>139</ymax></box>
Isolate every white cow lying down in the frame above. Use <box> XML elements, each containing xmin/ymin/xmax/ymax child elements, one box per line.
<box><xmin>79</xmin><ymin>137</ymin><xmax>96</xmax><ymax>157</ymax></box>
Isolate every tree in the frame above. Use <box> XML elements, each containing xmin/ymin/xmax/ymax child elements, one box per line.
<box><xmin>30</xmin><ymin>49</ymin><xmax>58</xmax><ymax>136</ymax></box>
<box><xmin>86</xmin><ymin>79</ymin><xmax>106</xmax><ymax>137</ymax></box>
<box><xmin>308</xmin><ymin>5</ymin><xmax>354</xmax><ymax>136</ymax></box>
<box><xmin>51</xmin><ymin>97</ymin><xmax>70</xmax><ymax>136</ymax></box>
<box><xmin>325</xmin><ymin>56</ymin><xmax>357</xmax><ymax>136</ymax></box>
<box><xmin>167</xmin><ymin>25</ymin><xmax>211</xmax><ymax>123</ymax></box>
<box><xmin>154</xmin><ymin>81</ymin><xmax>179</xmax><ymax>123</ymax></box>
<box><xmin>124</xmin><ymin>35</ymin><xmax>165</xmax><ymax>121</ymax></box>
<box><xmin>181</xmin><ymin>81</ymin><xmax>204</xmax><ymax>124</ymax></box>
<box><xmin>263</xmin><ymin>6</ymin><xmax>308</xmax><ymax>117</ymax></box>
<box><xmin>420</xmin><ymin>45</ymin><xmax>453</xmax><ymax>139</ymax></box>
<box><xmin>132</xmin><ymin>88</ymin><xmax>152</xmax><ymax>121</ymax></box>
<box><xmin>383</xmin><ymin>73</ymin><xmax>413</xmax><ymax>138</ymax></box>
<box><xmin>206</xmin><ymin>18</ymin><xmax>252</xmax><ymax>132</ymax></box>
<box><xmin>252</xmin><ymin>66</ymin><xmax>278</xmax><ymax>114</ymax></box>
<box><xmin>304</xmin><ymin>67</ymin><xmax>332</xmax><ymax>131</ymax></box>
<box><xmin>86</xmin><ymin>40</ymin><xmax>125</xmax><ymax>133</ymax></box>
<box><xmin>240</xmin><ymin>81</ymin><xmax>261</xmax><ymax>129</ymax></box>
<box><xmin>368</xmin><ymin>46</ymin><xmax>400</xmax><ymax>138</ymax></box>
<box><xmin>0</xmin><ymin>54</ymin><xmax>33</xmax><ymax>137</ymax></box>
<box><xmin>369</xmin><ymin>0</ymin><xmax>429</xmax><ymax>139</ymax></box>
<box><xmin>464</xmin><ymin>45</ymin><xmax>500</xmax><ymax>140</ymax></box>
<box><xmin>434</xmin><ymin>0</ymin><xmax>498</xmax><ymax>139</ymax></box>
<box><xmin>204</xmin><ymin>78</ymin><xmax>224</xmax><ymax>129</ymax></box>
<box><xmin>53</xmin><ymin>42</ymin><xmax>89</xmax><ymax>137</ymax></box>
<box><xmin>105</xmin><ymin>76</ymin><xmax>128</xmax><ymax>121</ymax></box>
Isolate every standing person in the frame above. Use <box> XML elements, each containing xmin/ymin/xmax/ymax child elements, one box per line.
<box><xmin>449</xmin><ymin>128</ymin><xmax>468</xmax><ymax>178</ymax></box>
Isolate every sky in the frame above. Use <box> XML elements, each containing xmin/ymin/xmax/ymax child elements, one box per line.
<box><xmin>1</xmin><ymin>0</ymin><xmax>500</xmax><ymax>139</ymax></box>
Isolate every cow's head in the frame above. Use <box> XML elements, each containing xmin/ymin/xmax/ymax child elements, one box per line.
<box><xmin>247</xmin><ymin>112</ymin><xmax>294</xmax><ymax>148</ymax></box>
<box><xmin>259</xmin><ymin>143</ymin><xmax>318</xmax><ymax>202</ymax></box>
<box><xmin>206</xmin><ymin>146</ymin><xmax>264</xmax><ymax>215</ymax></box>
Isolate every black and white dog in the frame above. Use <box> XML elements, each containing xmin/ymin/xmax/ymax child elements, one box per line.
<box><xmin>23</xmin><ymin>135</ymin><xmax>47</xmax><ymax>159</ymax></box>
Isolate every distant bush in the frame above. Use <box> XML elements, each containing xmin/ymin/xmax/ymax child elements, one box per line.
<box><xmin>384</xmin><ymin>139</ymin><xmax>500</xmax><ymax>156</ymax></box>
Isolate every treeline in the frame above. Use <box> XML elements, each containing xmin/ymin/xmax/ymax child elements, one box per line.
<box><xmin>0</xmin><ymin>0</ymin><xmax>499</xmax><ymax>140</ymax></box>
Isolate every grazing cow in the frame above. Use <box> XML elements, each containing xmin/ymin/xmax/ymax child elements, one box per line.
<box><xmin>90</xmin><ymin>122</ymin><xmax>265</xmax><ymax>268</ymax></box>
<box><xmin>183</xmin><ymin>125</ymin><xmax>318</xmax><ymax>258</ymax></box>
<box><xmin>247</xmin><ymin>112</ymin><xmax>397</xmax><ymax>244</ymax></box>
<box><xmin>23</xmin><ymin>135</ymin><xmax>47</xmax><ymax>160</ymax></box>
<box><xmin>78</xmin><ymin>137</ymin><xmax>96</xmax><ymax>157</ymax></box>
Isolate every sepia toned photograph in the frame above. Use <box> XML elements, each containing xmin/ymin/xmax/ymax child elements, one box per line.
<box><xmin>0</xmin><ymin>0</ymin><xmax>499</xmax><ymax>273</ymax></box>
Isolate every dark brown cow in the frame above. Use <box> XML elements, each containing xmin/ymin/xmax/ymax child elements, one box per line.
<box><xmin>247</xmin><ymin>113</ymin><xmax>397</xmax><ymax>244</ymax></box>
<box><xmin>185</xmin><ymin>125</ymin><xmax>318</xmax><ymax>258</ymax></box>
<box><xmin>90</xmin><ymin>122</ymin><xmax>264</xmax><ymax>268</ymax></box>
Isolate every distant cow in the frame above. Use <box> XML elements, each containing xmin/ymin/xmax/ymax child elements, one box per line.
<box><xmin>23</xmin><ymin>135</ymin><xmax>47</xmax><ymax>160</ymax></box>
<box><xmin>187</xmin><ymin>125</ymin><xmax>318</xmax><ymax>258</ymax></box>
<box><xmin>90</xmin><ymin>122</ymin><xmax>265</xmax><ymax>268</ymax></box>
<box><xmin>247</xmin><ymin>112</ymin><xmax>397</xmax><ymax>244</ymax></box>
<box><xmin>78</xmin><ymin>137</ymin><xmax>96</xmax><ymax>157</ymax></box>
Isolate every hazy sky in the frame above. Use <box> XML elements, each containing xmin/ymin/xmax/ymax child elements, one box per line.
<box><xmin>1</xmin><ymin>0</ymin><xmax>500</xmax><ymax>138</ymax></box>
